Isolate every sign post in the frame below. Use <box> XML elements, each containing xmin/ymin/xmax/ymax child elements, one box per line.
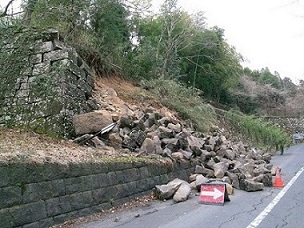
<box><xmin>199</xmin><ymin>183</ymin><xmax>230</xmax><ymax>205</ymax></box>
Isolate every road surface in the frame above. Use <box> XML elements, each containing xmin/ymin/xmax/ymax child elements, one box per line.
<box><xmin>78</xmin><ymin>143</ymin><xmax>304</xmax><ymax>228</ymax></box>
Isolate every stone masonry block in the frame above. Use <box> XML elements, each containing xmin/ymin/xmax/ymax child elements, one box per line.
<box><xmin>23</xmin><ymin>181</ymin><xmax>55</xmax><ymax>203</ymax></box>
<box><xmin>139</xmin><ymin>166</ymin><xmax>151</xmax><ymax>179</ymax></box>
<box><xmin>35</xmin><ymin>41</ymin><xmax>53</xmax><ymax>53</ymax></box>
<box><xmin>69</xmin><ymin>191</ymin><xmax>94</xmax><ymax>211</ymax></box>
<box><xmin>0</xmin><ymin>186</ymin><xmax>22</xmax><ymax>209</ymax></box>
<box><xmin>50</xmin><ymin>179</ymin><xmax>66</xmax><ymax>196</ymax></box>
<box><xmin>108</xmin><ymin>171</ymin><xmax>125</xmax><ymax>186</ymax></box>
<box><xmin>85</xmin><ymin>175</ymin><xmax>100</xmax><ymax>190</ymax></box>
<box><xmin>6</xmin><ymin>163</ymin><xmax>27</xmax><ymax>187</ymax></box>
<box><xmin>58</xmin><ymin>195</ymin><xmax>72</xmax><ymax>214</ymax></box>
<box><xmin>0</xmin><ymin>208</ymin><xmax>13</xmax><ymax>228</ymax></box>
<box><xmin>53</xmin><ymin>39</ymin><xmax>68</xmax><ymax>50</ymax></box>
<box><xmin>32</xmin><ymin>62</ymin><xmax>51</xmax><ymax>75</ymax></box>
<box><xmin>22</xmin><ymin>220</ymin><xmax>54</xmax><ymax>228</ymax></box>
<box><xmin>92</xmin><ymin>188</ymin><xmax>107</xmax><ymax>205</ymax></box>
<box><xmin>0</xmin><ymin>165</ymin><xmax>10</xmax><ymax>187</ymax></box>
<box><xmin>65</xmin><ymin>177</ymin><xmax>86</xmax><ymax>194</ymax></box>
<box><xmin>23</xmin><ymin>221</ymin><xmax>39</xmax><ymax>228</ymax></box>
<box><xmin>44</xmin><ymin>50</ymin><xmax>69</xmax><ymax>62</ymax></box>
<box><xmin>95</xmin><ymin>173</ymin><xmax>110</xmax><ymax>188</ymax></box>
<box><xmin>136</xmin><ymin>179</ymin><xmax>148</xmax><ymax>192</ymax></box>
<box><xmin>123</xmin><ymin>181</ymin><xmax>138</xmax><ymax>197</ymax></box>
<box><xmin>69</xmin><ymin>163</ymin><xmax>92</xmax><ymax>177</ymax></box>
<box><xmin>10</xmin><ymin>201</ymin><xmax>47</xmax><ymax>227</ymax></box>
<box><xmin>45</xmin><ymin>197</ymin><xmax>62</xmax><ymax>217</ymax></box>
<box><xmin>123</xmin><ymin>168</ymin><xmax>140</xmax><ymax>182</ymax></box>
<box><xmin>30</xmin><ymin>54</ymin><xmax>42</xmax><ymax>64</ymax></box>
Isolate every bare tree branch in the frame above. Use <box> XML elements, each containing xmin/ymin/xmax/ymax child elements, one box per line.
<box><xmin>0</xmin><ymin>0</ymin><xmax>15</xmax><ymax>18</ymax></box>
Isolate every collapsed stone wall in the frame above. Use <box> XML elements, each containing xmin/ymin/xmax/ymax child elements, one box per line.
<box><xmin>264</xmin><ymin>117</ymin><xmax>304</xmax><ymax>134</ymax></box>
<box><xmin>0</xmin><ymin>159</ymin><xmax>197</xmax><ymax>227</ymax></box>
<box><xmin>0</xmin><ymin>29</ymin><xmax>97</xmax><ymax>138</ymax></box>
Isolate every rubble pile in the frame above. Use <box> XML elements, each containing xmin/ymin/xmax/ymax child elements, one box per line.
<box><xmin>73</xmin><ymin>107</ymin><xmax>275</xmax><ymax>203</ymax></box>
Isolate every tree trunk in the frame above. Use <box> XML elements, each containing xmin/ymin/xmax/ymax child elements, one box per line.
<box><xmin>22</xmin><ymin>0</ymin><xmax>38</xmax><ymax>25</ymax></box>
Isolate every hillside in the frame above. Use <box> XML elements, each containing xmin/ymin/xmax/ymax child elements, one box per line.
<box><xmin>0</xmin><ymin>76</ymin><xmax>185</xmax><ymax>164</ymax></box>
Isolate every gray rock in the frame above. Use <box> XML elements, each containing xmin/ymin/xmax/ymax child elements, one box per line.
<box><xmin>168</xmin><ymin>123</ymin><xmax>182</xmax><ymax>133</ymax></box>
<box><xmin>155</xmin><ymin>178</ymin><xmax>187</xmax><ymax>200</ymax></box>
<box><xmin>129</xmin><ymin>129</ymin><xmax>146</xmax><ymax>147</ymax></box>
<box><xmin>73</xmin><ymin>111</ymin><xmax>113</xmax><ymax>135</ymax></box>
<box><xmin>108</xmin><ymin>133</ymin><xmax>123</xmax><ymax>148</ymax></box>
<box><xmin>173</xmin><ymin>183</ymin><xmax>191</xmax><ymax>203</ymax></box>
<box><xmin>161</xmin><ymin>138</ymin><xmax>180</xmax><ymax>152</ymax></box>
<box><xmin>162</xmin><ymin>148</ymin><xmax>172</xmax><ymax>158</ymax></box>
<box><xmin>141</xmin><ymin>138</ymin><xmax>156</xmax><ymax>154</ymax></box>
<box><xmin>252</xmin><ymin>173</ymin><xmax>272</xmax><ymax>187</ymax></box>
<box><xmin>227</xmin><ymin>171</ymin><xmax>241</xmax><ymax>189</ymax></box>
<box><xmin>158</xmin><ymin>126</ymin><xmax>174</xmax><ymax>139</ymax></box>
<box><xmin>91</xmin><ymin>136</ymin><xmax>106</xmax><ymax>148</ymax></box>
<box><xmin>119</xmin><ymin>115</ymin><xmax>135</xmax><ymax>129</ymax></box>
<box><xmin>195</xmin><ymin>165</ymin><xmax>214</xmax><ymax>177</ymax></box>
<box><xmin>195</xmin><ymin>174</ymin><xmax>210</xmax><ymax>191</ymax></box>
<box><xmin>212</xmin><ymin>162</ymin><xmax>228</xmax><ymax>178</ymax></box>
<box><xmin>153</xmin><ymin>136</ymin><xmax>163</xmax><ymax>155</ymax></box>
<box><xmin>240</xmin><ymin>179</ymin><xmax>264</xmax><ymax>192</ymax></box>
<box><xmin>179</xmin><ymin>150</ymin><xmax>193</xmax><ymax>160</ymax></box>
<box><xmin>225</xmin><ymin>149</ymin><xmax>236</xmax><ymax>160</ymax></box>
<box><xmin>172</xmin><ymin>152</ymin><xmax>184</xmax><ymax>160</ymax></box>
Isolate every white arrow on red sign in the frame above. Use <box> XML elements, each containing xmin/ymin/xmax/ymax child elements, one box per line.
<box><xmin>200</xmin><ymin>187</ymin><xmax>224</xmax><ymax>200</ymax></box>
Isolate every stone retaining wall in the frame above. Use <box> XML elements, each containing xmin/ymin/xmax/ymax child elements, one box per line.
<box><xmin>264</xmin><ymin>117</ymin><xmax>304</xmax><ymax>134</ymax></box>
<box><xmin>0</xmin><ymin>29</ymin><xmax>97</xmax><ymax>138</ymax></box>
<box><xmin>0</xmin><ymin>159</ymin><xmax>198</xmax><ymax>227</ymax></box>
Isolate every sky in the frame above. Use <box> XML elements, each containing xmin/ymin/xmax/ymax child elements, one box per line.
<box><xmin>1</xmin><ymin>0</ymin><xmax>304</xmax><ymax>83</ymax></box>
<box><xmin>152</xmin><ymin>0</ymin><xmax>304</xmax><ymax>83</ymax></box>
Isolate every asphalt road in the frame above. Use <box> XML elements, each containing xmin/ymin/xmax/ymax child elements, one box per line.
<box><xmin>78</xmin><ymin>143</ymin><xmax>304</xmax><ymax>228</ymax></box>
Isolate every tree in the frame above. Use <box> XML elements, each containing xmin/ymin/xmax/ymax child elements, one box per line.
<box><xmin>179</xmin><ymin>25</ymin><xmax>243</xmax><ymax>102</ymax></box>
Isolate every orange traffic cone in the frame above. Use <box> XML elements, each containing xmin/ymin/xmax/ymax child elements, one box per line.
<box><xmin>273</xmin><ymin>167</ymin><xmax>284</xmax><ymax>187</ymax></box>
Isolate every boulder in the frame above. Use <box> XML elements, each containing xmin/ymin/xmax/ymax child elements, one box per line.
<box><xmin>187</xmin><ymin>135</ymin><xmax>204</xmax><ymax>154</ymax></box>
<box><xmin>195</xmin><ymin>165</ymin><xmax>214</xmax><ymax>178</ymax></box>
<box><xmin>154</xmin><ymin>179</ymin><xmax>187</xmax><ymax>199</ymax></box>
<box><xmin>225</xmin><ymin>183</ymin><xmax>234</xmax><ymax>195</ymax></box>
<box><xmin>158</xmin><ymin>126</ymin><xmax>174</xmax><ymax>139</ymax></box>
<box><xmin>168</xmin><ymin>123</ymin><xmax>182</xmax><ymax>133</ymax></box>
<box><xmin>173</xmin><ymin>183</ymin><xmax>191</xmax><ymax>203</ymax></box>
<box><xmin>240</xmin><ymin>179</ymin><xmax>264</xmax><ymax>192</ymax></box>
<box><xmin>108</xmin><ymin>132</ymin><xmax>123</xmax><ymax>148</ymax></box>
<box><xmin>172</xmin><ymin>152</ymin><xmax>184</xmax><ymax>160</ymax></box>
<box><xmin>73</xmin><ymin>111</ymin><xmax>113</xmax><ymax>135</ymax></box>
<box><xmin>213</xmin><ymin>162</ymin><xmax>228</xmax><ymax>178</ymax></box>
<box><xmin>129</xmin><ymin>129</ymin><xmax>146</xmax><ymax>147</ymax></box>
<box><xmin>179</xmin><ymin>150</ymin><xmax>193</xmax><ymax>160</ymax></box>
<box><xmin>119</xmin><ymin>114</ymin><xmax>135</xmax><ymax>129</ymax></box>
<box><xmin>153</xmin><ymin>136</ymin><xmax>163</xmax><ymax>155</ymax></box>
<box><xmin>140</xmin><ymin>138</ymin><xmax>156</xmax><ymax>154</ymax></box>
<box><xmin>161</xmin><ymin>138</ymin><xmax>180</xmax><ymax>152</ymax></box>
<box><xmin>195</xmin><ymin>174</ymin><xmax>210</xmax><ymax>191</ymax></box>
<box><xmin>91</xmin><ymin>136</ymin><xmax>106</xmax><ymax>148</ymax></box>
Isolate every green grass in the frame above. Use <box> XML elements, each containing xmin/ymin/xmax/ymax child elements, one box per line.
<box><xmin>141</xmin><ymin>78</ymin><xmax>216</xmax><ymax>132</ymax></box>
<box><xmin>224</xmin><ymin>110</ymin><xmax>291</xmax><ymax>152</ymax></box>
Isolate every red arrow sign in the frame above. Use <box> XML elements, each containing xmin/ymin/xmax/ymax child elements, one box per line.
<box><xmin>199</xmin><ymin>183</ymin><xmax>226</xmax><ymax>205</ymax></box>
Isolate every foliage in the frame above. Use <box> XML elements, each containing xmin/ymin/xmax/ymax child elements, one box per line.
<box><xmin>244</xmin><ymin>67</ymin><xmax>283</xmax><ymax>89</ymax></box>
<box><xmin>141</xmin><ymin>78</ymin><xmax>216</xmax><ymax>132</ymax></box>
<box><xmin>24</xmin><ymin>0</ymin><xmax>132</xmax><ymax>75</ymax></box>
<box><xmin>178</xmin><ymin>26</ymin><xmax>243</xmax><ymax>102</ymax></box>
<box><xmin>0</xmin><ymin>25</ymin><xmax>36</xmax><ymax>105</ymax></box>
<box><xmin>224</xmin><ymin>110</ymin><xmax>291</xmax><ymax>150</ymax></box>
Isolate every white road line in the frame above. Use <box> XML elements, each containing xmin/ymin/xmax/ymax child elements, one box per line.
<box><xmin>247</xmin><ymin>166</ymin><xmax>304</xmax><ymax>228</ymax></box>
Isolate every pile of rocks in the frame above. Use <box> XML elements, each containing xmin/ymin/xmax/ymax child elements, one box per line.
<box><xmin>73</xmin><ymin>108</ymin><xmax>275</xmax><ymax>198</ymax></box>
